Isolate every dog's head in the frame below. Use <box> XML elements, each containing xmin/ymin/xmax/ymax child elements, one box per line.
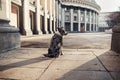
<box><xmin>58</xmin><ymin>27</ymin><xmax>68</xmax><ymax>36</ymax></box>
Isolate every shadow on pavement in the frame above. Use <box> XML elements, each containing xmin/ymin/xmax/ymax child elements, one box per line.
<box><xmin>21</xmin><ymin>41</ymin><xmax>49</xmax><ymax>48</ymax></box>
<box><xmin>42</xmin><ymin>50</ymin><xmax>120</xmax><ymax>80</ymax></box>
<box><xmin>56</xmin><ymin>51</ymin><xmax>120</xmax><ymax>80</ymax></box>
<box><xmin>0</xmin><ymin>56</ymin><xmax>51</xmax><ymax>71</ymax></box>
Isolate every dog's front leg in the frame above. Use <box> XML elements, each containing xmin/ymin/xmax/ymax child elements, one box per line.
<box><xmin>60</xmin><ymin>47</ymin><xmax>63</xmax><ymax>55</ymax></box>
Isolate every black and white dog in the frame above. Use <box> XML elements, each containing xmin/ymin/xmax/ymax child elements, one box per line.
<box><xmin>44</xmin><ymin>27</ymin><xmax>67</xmax><ymax>58</ymax></box>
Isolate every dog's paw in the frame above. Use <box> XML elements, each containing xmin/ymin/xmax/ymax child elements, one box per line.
<box><xmin>43</xmin><ymin>54</ymin><xmax>49</xmax><ymax>57</ymax></box>
<box><xmin>60</xmin><ymin>53</ymin><xmax>63</xmax><ymax>55</ymax></box>
<box><xmin>43</xmin><ymin>54</ymin><xmax>56</xmax><ymax>58</ymax></box>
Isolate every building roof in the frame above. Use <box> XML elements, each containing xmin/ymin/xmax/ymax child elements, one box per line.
<box><xmin>61</xmin><ymin>0</ymin><xmax>101</xmax><ymax>12</ymax></box>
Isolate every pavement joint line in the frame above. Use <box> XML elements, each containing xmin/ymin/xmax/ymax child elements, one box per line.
<box><xmin>37</xmin><ymin>58</ymin><xmax>56</xmax><ymax>80</ymax></box>
<box><xmin>54</xmin><ymin>59</ymin><xmax>95</xmax><ymax>61</ymax></box>
<box><xmin>92</xmin><ymin>51</ymin><xmax>115</xmax><ymax>80</ymax></box>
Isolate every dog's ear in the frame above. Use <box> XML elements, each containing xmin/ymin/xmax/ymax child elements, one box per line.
<box><xmin>58</xmin><ymin>27</ymin><xmax>62</xmax><ymax>33</ymax></box>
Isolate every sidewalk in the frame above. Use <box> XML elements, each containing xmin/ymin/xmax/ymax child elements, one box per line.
<box><xmin>21</xmin><ymin>34</ymin><xmax>53</xmax><ymax>41</ymax></box>
<box><xmin>0</xmin><ymin>48</ymin><xmax>120</xmax><ymax>80</ymax></box>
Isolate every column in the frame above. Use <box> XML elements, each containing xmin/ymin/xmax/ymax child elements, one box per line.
<box><xmin>44</xmin><ymin>0</ymin><xmax>48</xmax><ymax>34</ymax></box>
<box><xmin>93</xmin><ymin>12</ymin><xmax>95</xmax><ymax>32</ymax></box>
<box><xmin>55</xmin><ymin>0</ymin><xmax>59</xmax><ymax>28</ymax></box>
<box><xmin>35</xmin><ymin>0</ymin><xmax>42</xmax><ymax>34</ymax></box>
<box><xmin>23</xmin><ymin>0</ymin><xmax>32</xmax><ymax>35</ymax></box>
<box><xmin>0</xmin><ymin>0</ymin><xmax>11</xmax><ymax>20</ymax></box>
<box><xmin>61</xmin><ymin>8</ymin><xmax>65</xmax><ymax>28</ymax></box>
<box><xmin>78</xmin><ymin>9</ymin><xmax>81</xmax><ymax>32</ymax></box>
<box><xmin>58</xmin><ymin>1</ymin><xmax>61</xmax><ymax>27</ymax></box>
<box><xmin>70</xmin><ymin>8</ymin><xmax>73</xmax><ymax>32</ymax></box>
<box><xmin>95</xmin><ymin>13</ymin><xmax>97</xmax><ymax>32</ymax></box>
<box><xmin>53</xmin><ymin>0</ymin><xmax>56</xmax><ymax>32</ymax></box>
<box><xmin>96</xmin><ymin>13</ymin><xmax>98</xmax><ymax>31</ymax></box>
<box><xmin>49</xmin><ymin>0</ymin><xmax>52</xmax><ymax>33</ymax></box>
<box><xmin>0</xmin><ymin>0</ymin><xmax>20</xmax><ymax>52</ymax></box>
<box><xmin>89</xmin><ymin>11</ymin><xmax>92</xmax><ymax>32</ymax></box>
<box><xmin>84</xmin><ymin>10</ymin><xmax>87</xmax><ymax>32</ymax></box>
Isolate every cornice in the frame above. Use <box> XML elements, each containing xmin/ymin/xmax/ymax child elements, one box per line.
<box><xmin>61</xmin><ymin>0</ymin><xmax>101</xmax><ymax>12</ymax></box>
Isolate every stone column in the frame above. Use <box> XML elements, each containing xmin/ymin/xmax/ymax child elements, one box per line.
<box><xmin>96</xmin><ymin>13</ymin><xmax>98</xmax><ymax>32</ymax></box>
<box><xmin>89</xmin><ymin>11</ymin><xmax>92</xmax><ymax>32</ymax></box>
<box><xmin>49</xmin><ymin>0</ymin><xmax>52</xmax><ymax>33</ymax></box>
<box><xmin>84</xmin><ymin>10</ymin><xmax>87</xmax><ymax>32</ymax></box>
<box><xmin>0</xmin><ymin>0</ymin><xmax>20</xmax><ymax>53</ymax></box>
<box><xmin>55</xmin><ymin>0</ymin><xmax>59</xmax><ymax>28</ymax></box>
<box><xmin>35</xmin><ymin>0</ymin><xmax>42</xmax><ymax>34</ymax></box>
<box><xmin>44</xmin><ymin>0</ymin><xmax>48</xmax><ymax>34</ymax></box>
<box><xmin>70</xmin><ymin>8</ymin><xmax>73</xmax><ymax>32</ymax></box>
<box><xmin>61</xmin><ymin>8</ymin><xmax>65</xmax><ymax>28</ymax></box>
<box><xmin>0</xmin><ymin>0</ymin><xmax>11</xmax><ymax>20</ymax></box>
<box><xmin>58</xmin><ymin>2</ymin><xmax>61</xmax><ymax>27</ymax></box>
<box><xmin>23</xmin><ymin>0</ymin><xmax>32</xmax><ymax>35</ymax></box>
<box><xmin>53</xmin><ymin>0</ymin><xmax>56</xmax><ymax>32</ymax></box>
<box><xmin>93</xmin><ymin>12</ymin><xmax>95</xmax><ymax>32</ymax></box>
<box><xmin>95</xmin><ymin>13</ymin><xmax>97</xmax><ymax>32</ymax></box>
<box><xmin>78</xmin><ymin>9</ymin><xmax>81</xmax><ymax>32</ymax></box>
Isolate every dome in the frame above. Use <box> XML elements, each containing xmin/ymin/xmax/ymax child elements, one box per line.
<box><xmin>61</xmin><ymin>0</ymin><xmax>101</xmax><ymax>12</ymax></box>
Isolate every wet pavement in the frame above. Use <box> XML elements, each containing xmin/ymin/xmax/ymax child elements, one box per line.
<box><xmin>0</xmin><ymin>33</ymin><xmax>120</xmax><ymax>80</ymax></box>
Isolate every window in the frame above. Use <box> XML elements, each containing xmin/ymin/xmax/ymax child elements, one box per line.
<box><xmin>73</xmin><ymin>7</ymin><xmax>78</xmax><ymax>13</ymax></box>
<box><xmin>65</xmin><ymin>15</ymin><xmax>70</xmax><ymax>21</ymax></box>
<box><xmin>65</xmin><ymin>7</ymin><xmax>70</xmax><ymax>12</ymax></box>
<box><xmin>74</xmin><ymin>16</ymin><xmax>77</xmax><ymax>21</ymax></box>
<box><xmin>81</xmin><ymin>17</ymin><xmax>84</xmax><ymax>22</ymax></box>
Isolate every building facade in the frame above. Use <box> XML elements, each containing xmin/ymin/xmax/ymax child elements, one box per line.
<box><xmin>56</xmin><ymin>0</ymin><xmax>101</xmax><ymax>33</ymax></box>
<box><xmin>0</xmin><ymin>0</ymin><xmax>56</xmax><ymax>35</ymax></box>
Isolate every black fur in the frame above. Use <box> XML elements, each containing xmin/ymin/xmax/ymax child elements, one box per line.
<box><xmin>44</xmin><ymin>27</ymin><xmax>67</xmax><ymax>58</ymax></box>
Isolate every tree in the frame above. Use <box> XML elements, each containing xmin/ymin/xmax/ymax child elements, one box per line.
<box><xmin>107</xmin><ymin>12</ymin><xmax>120</xmax><ymax>28</ymax></box>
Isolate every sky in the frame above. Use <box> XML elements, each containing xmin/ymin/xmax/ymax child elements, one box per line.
<box><xmin>95</xmin><ymin>0</ymin><xmax>120</xmax><ymax>12</ymax></box>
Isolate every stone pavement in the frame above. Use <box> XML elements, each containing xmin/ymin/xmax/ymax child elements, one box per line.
<box><xmin>0</xmin><ymin>48</ymin><xmax>120</xmax><ymax>80</ymax></box>
<box><xmin>0</xmin><ymin>33</ymin><xmax>120</xmax><ymax>80</ymax></box>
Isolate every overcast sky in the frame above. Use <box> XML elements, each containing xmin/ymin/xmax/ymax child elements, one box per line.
<box><xmin>96</xmin><ymin>0</ymin><xmax>120</xmax><ymax>12</ymax></box>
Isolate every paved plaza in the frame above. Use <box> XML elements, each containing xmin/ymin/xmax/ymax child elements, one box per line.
<box><xmin>0</xmin><ymin>33</ymin><xmax>120</xmax><ymax>80</ymax></box>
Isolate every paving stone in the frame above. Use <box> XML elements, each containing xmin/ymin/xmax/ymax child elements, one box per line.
<box><xmin>48</xmin><ymin>59</ymin><xmax>105</xmax><ymax>71</ymax></box>
<box><xmin>99</xmin><ymin>59</ymin><xmax>120</xmax><ymax>72</ymax></box>
<box><xmin>97</xmin><ymin>52</ymin><xmax>120</xmax><ymax>72</ymax></box>
<box><xmin>111</xmin><ymin>72</ymin><xmax>120</xmax><ymax>80</ymax></box>
<box><xmin>0</xmin><ymin>58</ymin><xmax>53</xmax><ymax>70</ymax></box>
<box><xmin>39</xmin><ymin>69</ymin><xmax>113</xmax><ymax>80</ymax></box>
<box><xmin>0</xmin><ymin>33</ymin><xmax>117</xmax><ymax>80</ymax></box>
<box><xmin>56</xmin><ymin>53</ymin><xmax>96</xmax><ymax>61</ymax></box>
<box><xmin>0</xmin><ymin>48</ymin><xmax>48</xmax><ymax>59</ymax></box>
<box><xmin>99</xmin><ymin>55</ymin><xmax>120</xmax><ymax>61</ymax></box>
<box><xmin>92</xmin><ymin>49</ymin><xmax>110</xmax><ymax>56</ymax></box>
<box><xmin>63</xmin><ymin>51</ymin><xmax>94</xmax><ymax>55</ymax></box>
<box><xmin>0</xmin><ymin>68</ymin><xmax>44</xmax><ymax>80</ymax></box>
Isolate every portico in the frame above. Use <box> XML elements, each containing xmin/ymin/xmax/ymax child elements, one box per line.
<box><xmin>0</xmin><ymin>0</ymin><xmax>56</xmax><ymax>36</ymax></box>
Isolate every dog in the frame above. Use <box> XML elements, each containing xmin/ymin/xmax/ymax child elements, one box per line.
<box><xmin>44</xmin><ymin>27</ymin><xmax>68</xmax><ymax>58</ymax></box>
